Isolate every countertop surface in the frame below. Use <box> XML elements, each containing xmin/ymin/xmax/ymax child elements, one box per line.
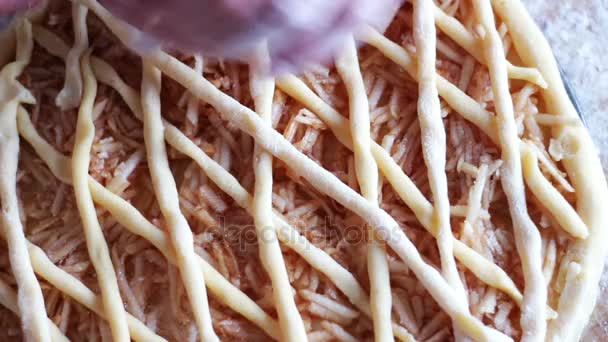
<box><xmin>522</xmin><ymin>0</ymin><xmax>608</xmax><ymax>340</ymax></box>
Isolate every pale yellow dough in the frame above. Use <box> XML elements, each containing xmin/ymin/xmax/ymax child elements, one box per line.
<box><xmin>141</xmin><ymin>61</ymin><xmax>218</xmax><ymax>342</ymax></box>
<box><xmin>336</xmin><ymin>36</ymin><xmax>394</xmax><ymax>342</ymax></box>
<box><xmin>0</xmin><ymin>18</ymin><xmax>51</xmax><ymax>342</ymax></box>
<box><xmin>473</xmin><ymin>1</ymin><xmax>546</xmax><ymax>340</ymax></box>
<box><xmin>249</xmin><ymin>45</ymin><xmax>308</xmax><ymax>341</ymax></box>
<box><xmin>71</xmin><ymin>51</ymin><xmax>130</xmax><ymax>341</ymax></box>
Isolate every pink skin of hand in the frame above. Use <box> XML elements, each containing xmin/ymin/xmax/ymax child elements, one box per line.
<box><xmin>2</xmin><ymin>0</ymin><xmax>398</xmax><ymax>73</ymax></box>
<box><xmin>0</xmin><ymin>0</ymin><xmax>37</xmax><ymax>30</ymax></box>
<box><xmin>0</xmin><ymin>0</ymin><xmax>37</xmax><ymax>14</ymax></box>
<box><xmin>0</xmin><ymin>0</ymin><xmax>23</xmax><ymax>13</ymax></box>
<box><xmin>102</xmin><ymin>0</ymin><xmax>398</xmax><ymax>73</ymax></box>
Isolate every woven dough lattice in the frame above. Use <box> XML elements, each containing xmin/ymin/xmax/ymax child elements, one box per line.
<box><xmin>0</xmin><ymin>0</ymin><xmax>606</xmax><ymax>341</ymax></box>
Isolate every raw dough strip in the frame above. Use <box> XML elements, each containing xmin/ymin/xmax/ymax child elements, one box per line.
<box><xmin>71</xmin><ymin>51</ymin><xmax>130</xmax><ymax>341</ymax></box>
<box><xmin>275</xmin><ymin>75</ymin><xmax>523</xmax><ymax>305</ymax></box>
<box><xmin>16</xmin><ymin>107</ymin><xmax>72</xmax><ymax>184</ymax></box>
<box><xmin>16</xmin><ymin>107</ymin><xmax>281</xmax><ymax>340</ymax></box>
<box><xmin>0</xmin><ymin>18</ymin><xmax>51</xmax><ymax>342</ymax></box>
<box><xmin>413</xmin><ymin>3</ymin><xmax>472</xmax><ymax>341</ymax></box>
<box><xmin>472</xmin><ymin>1</ymin><xmax>546</xmax><ymax>340</ymax></box>
<box><xmin>412</xmin><ymin>0</ymin><xmax>464</xmax><ymax>299</ymax></box>
<box><xmin>490</xmin><ymin>1</ymin><xmax>608</xmax><ymax>339</ymax></box>
<box><xmin>55</xmin><ymin>4</ymin><xmax>87</xmax><ymax>110</ymax></box>
<box><xmin>0</xmin><ymin>278</ymin><xmax>69</xmax><ymax>342</ymax></box>
<box><xmin>336</xmin><ymin>36</ymin><xmax>394</xmax><ymax>342</ymax></box>
<box><xmin>249</xmin><ymin>47</ymin><xmax>307</xmax><ymax>341</ymax></box>
<box><xmin>521</xmin><ymin>143</ymin><xmax>588</xmax><ymax>239</ymax></box>
<box><xmin>185</xmin><ymin>55</ymin><xmax>203</xmax><ymax>127</ymax></box>
<box><xmin>141</xmin><ymin>62</ymin><xmax>218</xmax><ymax>342</ymax></box>
<box><xmin>32</xmin><ymin>25</ymin><xmax>69</xmax><ymax>61</ymax></box>
<box><xmin>356</xmin><ymin>26</ymin><xmax>587</xmax><ymax>241</ymax></box>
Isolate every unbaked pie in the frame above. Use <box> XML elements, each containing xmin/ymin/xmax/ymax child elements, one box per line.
<box><xmin>0</xmin><ymin>0</ymin><xmax>605</xmax><ymax>341</ymax></box>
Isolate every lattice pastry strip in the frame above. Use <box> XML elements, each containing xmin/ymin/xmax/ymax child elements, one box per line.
<box><xmin>412</xmin><ymin>0</ymin><xmax>464</xmax><ymax>297</ymax></box>
<box><xmin>141</xmin><ymin>61</ymin><xmax>218</xmax><ymax>341</ymax></box>
<box><xmin>249</xmin><ymin>46</ymin><xmax>308</xmax><ymax>340</ymax></box>
<box><xmin>473</xmin><ymin>1</ymin><xmax>546</xmax><ymax>339</ymax></box>
<box><xmin>54</xmin><ymin>3</ymin><xmax>87</xmax><ymax>110</ymax></box>
<box><xmin>336</xmin><ymin>36</ymin><xmax>394</xmax><ymax>341</ymax></box>
<box><xmin>71</xmin><ymin>50</ymin><xmax>130</xmax><ymax>341</ymax></box>
<box><xmin>413</xmin><ymin>1</ymin><xmax>470</xmax><ymax>340</ymax></box>
<box><xmin>0</xmin><ymin>18</ymin><xmax>51</xmax><ymax>342</ymax></box>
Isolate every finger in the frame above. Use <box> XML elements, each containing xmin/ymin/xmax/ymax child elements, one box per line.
<box><xmin>0</xmin><ymin>0</ymin><xmax>37</xmax><ymax>14</ymax></box>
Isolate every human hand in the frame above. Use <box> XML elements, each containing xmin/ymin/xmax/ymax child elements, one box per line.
<box><xmin>0</xmin><ymin>0</ymin><xmax>35</xmax><ymax>14</ymax></box>
<box><xmin>0</xmin><ymin>0</ymin><xmax>37</xmax><ymax>29</ymax></box>
<box><xmin>1</xmin><ymin>0</ymin><xmax>399</xmax><ymax>73</ymax></box>
<box><xmin>101</xmin><ymin>0</ymin><xmax>399</xmax><ymax>73</ymax></box>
